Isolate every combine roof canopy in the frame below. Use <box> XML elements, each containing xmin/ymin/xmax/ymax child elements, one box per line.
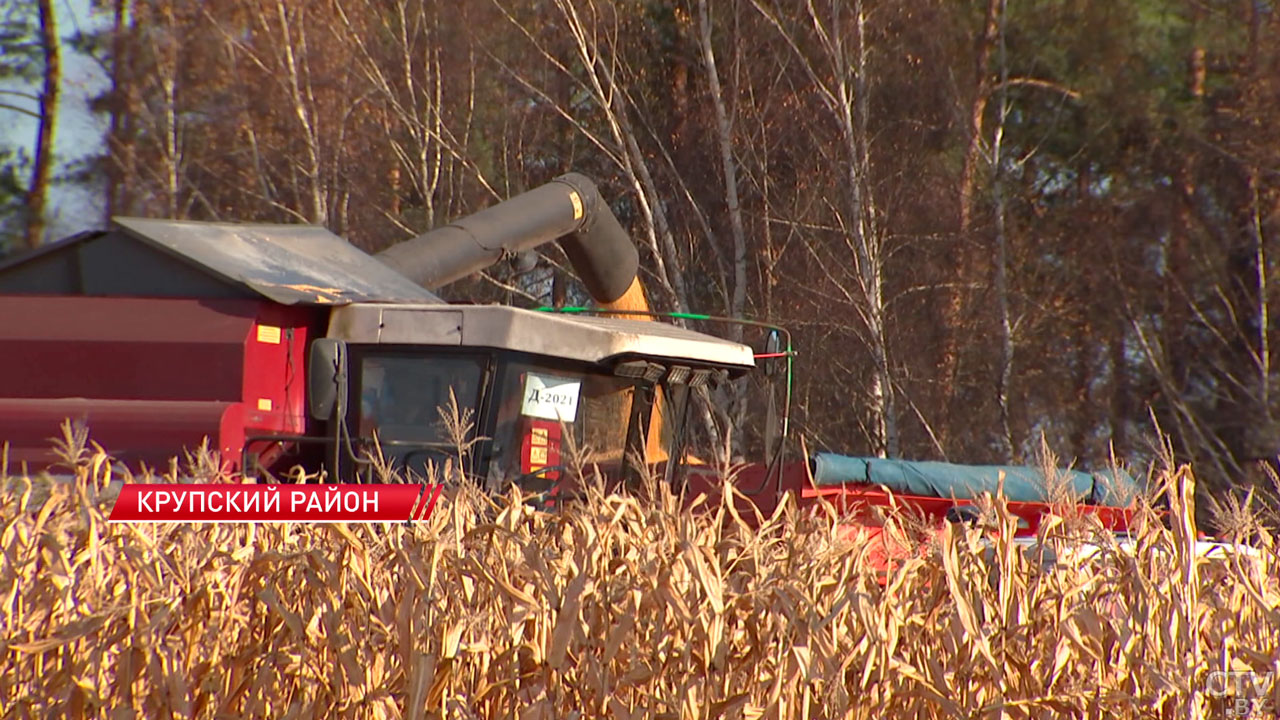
<box><xmin>0</xmin><ymin>217</ymin><xmax>442</xmax><ymax>306</ymax></box>
<box><xmin>328</xmin><ymin>303</ymin><xmax>757</xmax><ymax>370</ymax></box>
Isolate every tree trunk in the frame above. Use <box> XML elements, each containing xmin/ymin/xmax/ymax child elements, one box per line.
<box><xmin>958</xmin><ymin>0</ymin><xmax>1001</xmax><ymax>235</ymax></box>
<box><xmin>1109</xmin><ymin>320</ymin><xmax>1130</xmax><ymax>457</ymax></box>
<box><xmin>25</xmin><ymin>0</ymin><xmax>59</xmax><ymax>249</ymax></box>
<box><xmin>990</xmin><ymin>0</ymin><xmax>1015</xmax><ymax>461</ymax></box>
<box><xmin>697</xmin><ymin>0</ymin><xmax>751</xmax><ymax>451</ymax></box>
<box><xmin>697</xmin><ymin>0</ymin><xmax>747</xmax><ymax>338</ymax></box>
<box><xmin>940</xmin><ymin>0</ymin><xmax>1001</xmax><ymax>451</ymax></box>
<box><xmin>275</xmin><ymin>0</ymin><xmax>326</xmax><ymax>224</ymax></box>
<box><xmin>106</xmin><ymin>0</ymin><xmax>132</xmax><ymax>219</ymax></box>
<box><xmin>845</xmin><ymin>0</ymin><xmax>897</xmax><ymax>457</ymax></box>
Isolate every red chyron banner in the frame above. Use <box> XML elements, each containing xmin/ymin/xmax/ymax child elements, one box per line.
<box><xmin>108</xmin><ymin>484</ymin><xmax>445</xmax><ymax>523</ymax></box>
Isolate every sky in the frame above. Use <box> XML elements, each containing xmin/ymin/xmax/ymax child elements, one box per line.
<box><xmin>1</xmin><ymin>0</ymin><xmax>110</xmax><ymax>241</ymax></box>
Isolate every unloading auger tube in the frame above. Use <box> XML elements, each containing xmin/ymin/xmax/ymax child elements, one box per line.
<box><xmin>375</xmin><ymin>173</ymin><xmax>640</xmax><ymax>304</ymax></box>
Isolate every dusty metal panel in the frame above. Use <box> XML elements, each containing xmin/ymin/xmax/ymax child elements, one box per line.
<box><xmin>468</xmin><ymin>307</ymin><xmax>755</xmax><ymax>368</ymax></box>
<box><xmin>112</xmin><ymin>217</ymin><xmax>444</xmax><ymax>305</ymax></box>
<box><xmin>327</xmin><ymin>304</ymin><xmax>457</xmax><ymax>344</ymax></box>
<box><xmin>376</xmin><ymin>308</ymin><xmax>464</xmax><ymax>345</ymax></box>
<box><xmin>326</xmin><ymin>303</ymin><xmax>755</xmax><ymax>369</ymax></box>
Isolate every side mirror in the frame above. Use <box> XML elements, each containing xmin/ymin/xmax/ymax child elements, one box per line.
<box><xmin>308</xmin><ymin>338</ymin><xmax>349</xmax><ymax>420</ymax></box>
<box><xmin>762</xmin><ymin>329</ymin><xmax>784</xmax><ymax>377</ymax></box>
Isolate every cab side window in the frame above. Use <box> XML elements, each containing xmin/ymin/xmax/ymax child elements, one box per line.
<box><xmin>358</xmin><ymin>354</ymin><xmax>483</xmax><ymax>444</ymax></box>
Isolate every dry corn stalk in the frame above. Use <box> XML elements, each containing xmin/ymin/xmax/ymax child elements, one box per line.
<box><xmin>1</xmin><ymin>438</ymin><xmax>1277</xmax><ymax>719</ymax></box>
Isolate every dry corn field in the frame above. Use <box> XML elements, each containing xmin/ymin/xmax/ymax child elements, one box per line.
<box><xmin>2</xmin><ymin>444</ymin><xmax>1279</xmax><ymax>719</ymax></box>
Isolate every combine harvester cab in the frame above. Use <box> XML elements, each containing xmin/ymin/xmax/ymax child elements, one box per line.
<box><xmin>0</xmin><ymin>175</ymin><xmax>756</xmax><ymax>488</ymax></box>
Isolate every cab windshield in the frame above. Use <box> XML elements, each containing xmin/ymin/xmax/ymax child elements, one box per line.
<box><xmin>350</xmin><ymin>350</ymin><xmax>689</xmax><ymax>486</ymax></box>
<box><xmin>483</xmin><ymin>360</ymin><xmax>689</xmax><ymax>492</ymax></box>
<box><xmin>357</xmin><ymin>352</ymin><xmax>484</xmax><ymax>458</ymax></box>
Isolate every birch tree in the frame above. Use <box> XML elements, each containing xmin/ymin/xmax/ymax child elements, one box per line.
<box><xmin>696</xmin><ymin>0</ymin><xmax>747</xmax><ymax>337</ymax></box>
<box><xmin>22</xmin><ymin>0</ymin><xmax>58</xmax><ymax>248</ymax></box>
<box><xmin>751</xmin><ymin>0</ymin><xmax>899</xmax><ymax>457</ymax></box>
<box><xmin>989</xmin><ymin>0</ymin><xmax>1015</xmax><ymax>460</ymax></box>
<box><xmin>0</xmin><ymin>0</ymin><xmax>60</xmax><ymax>248</ymax></box>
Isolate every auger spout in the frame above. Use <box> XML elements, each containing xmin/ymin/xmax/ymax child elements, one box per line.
<box><xmin>375</xmin><ymin>173</ymin><xmax>639</xmax><ymax>304</ymax></box>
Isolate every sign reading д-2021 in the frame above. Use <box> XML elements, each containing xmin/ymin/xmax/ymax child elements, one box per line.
<box><xmin>521</xmin><ymin>373</ymin><xmax>581</xmax><ymax>422</ymax></box>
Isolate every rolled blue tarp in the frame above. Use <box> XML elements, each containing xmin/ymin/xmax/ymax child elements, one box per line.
<box><xmin>811</xmin><ymin>453</ymin><xmax>1139</xmax><ymax>507</ymax></box>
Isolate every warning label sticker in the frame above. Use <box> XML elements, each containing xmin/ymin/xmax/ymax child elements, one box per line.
<box><xmin>256</xmin><ymin>325</ymin><xmax>282</xmax><ymax>344</ymax></box>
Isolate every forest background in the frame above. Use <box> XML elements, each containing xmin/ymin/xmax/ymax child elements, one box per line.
<box><xmin>2</xmin><ymin>0</ymin><xmax>1278</xmax><ymax>497</ymax></box>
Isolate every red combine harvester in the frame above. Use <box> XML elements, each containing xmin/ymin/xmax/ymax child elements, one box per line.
<box><xmin>0</xmin><ymin>173</ymin><xmax>1140</xmax><ymax>555</ymax></box>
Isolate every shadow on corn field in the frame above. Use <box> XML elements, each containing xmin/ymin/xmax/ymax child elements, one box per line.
<box><xmin>1</xmin><ymin>428</ymin><xmax>1279</xmax><ymax>719</ymax></box>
